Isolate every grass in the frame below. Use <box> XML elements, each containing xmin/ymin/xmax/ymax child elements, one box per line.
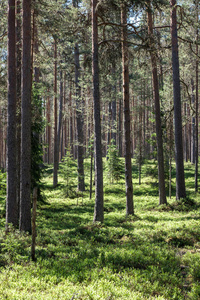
<box><xmin>0</xmin><ymin>159</ymin><xmax>200</xmax><ymax>299</ymax></box>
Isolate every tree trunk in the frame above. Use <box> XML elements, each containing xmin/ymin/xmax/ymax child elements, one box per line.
<box><xmin>69</xmin><ymin>87</ymin><xmax>74</xmax><ymax>157</ymax></box>
<box><xmin>75</xmin><ymin>43</ymin><xmax>85</xmax><ymax>191</ymax></box>
<box><xmin>187</xmin><ymin>102</ymin><xmax>191</xmax><ymax>162</ymax></box>
<box><xmin>106</xmin><ymin>101</ymin><xmax>111</xmax><ymax>155</ymax></box>
<box><xmin>169</xmin><ymin>97</ymin><xmax>173</xmax><ymax>199</ymax></box>
<box><xmin>118</xmin><ymin>95</ymin><xmax>122</xmax><ymax>157</ymax></box>
<box><xmin>90</xmin><ymin>148</ymin><xmax>93</xmax><ymax>200</ymax></box>
<box><xmin>184</xmin><ymin>102</ymin><xmax>188</xmax><ymax>162</ymax></box>
<box><xmin>92</xmin><ymin>0</ymin><xmax>104</xmax><ymax>222</ymax></box>
<box><xmin>143</xmin><ymin>79</ymin><xmax>146</xmax><ymax>156</ymax></box>
<box><xmin>191</xmin><ymin>79</ymin><xmax>195</xmax><ymax>164</ymax></box>
<box><xmin>57</xmin><ymin>68</ymin><xmax>63</xmax><ymax>164</ymax></box>
<box><xmin>31</xmin><ymin>187</ymin><xmax>37</xmax><ymax>261</ymax></box>
<box><xmin>138</xmin><ymin>97</ymin><xmax>142</xmax><ymax>185</ymax></box>
<box><xmin>6</xmin><ymin>0</ymin><xmax>18</xmax><ymax>228</ymax></box>
<box><xmin>53</xmin><ymin>39</ymin><xmax>58</xmax><ymax>187</ymax></box>
<box><xmin>147</xmin><ymin>5</ymin><xmax>167</xmax><ymax>205</ymax></box>
<box><xmin>111</xmin><ymin>66</ymin><xmax>117</xmax><ymax>145</ymax></box>
<box><xmin>121</xmin><ymin>3</ymin><xmax>134</xmax><ymax>215</ymax></box>
<box><xmin>46</xmin><ymin>95</ymin><xmax>51</xmax><ymax>164</ymax></box>
<box><xmin>73</xmin><ymin>0</ymin><xmax>85</xmax><ymax>191</ymax></box>
<box><xmin>195</xmin><ymin>0</ymin><xmax>199</xmax><ymax>192</ymax></box>
<box><xmin>170</xmin><ymin>0</ymin><xmax>186</xmax><ymax>199</ymax></box>
<box><xmin>61</xmin><ymin>73</ymin><xmax>66</xmax><ymax>160</ymax></box>
<box><xmin>20</xmin><ymin>0</ymin><xmax>32</xmax><ymax>233</ymax></box>
<box><xmin>16</xmin><ymin>0</ymin><xmax>21</xmax><ymax>223</ymax></box>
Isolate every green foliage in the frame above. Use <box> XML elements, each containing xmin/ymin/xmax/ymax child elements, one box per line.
<box><xmin>106</xmin><ymin>142</ymin><xmax>124</xmax><ymax>183</ymax></box>
<box><xmin>188</xmin><ymin>284</ymin><xmax>200</xmax><ymax>300</ymax></box>
<box><xmin>144</xmin><ymin>161</ymin><xmax>159</xmax><ymax>188</ymax></box>
<box><xmin>31</xmin><ymin>83</ymin><xmax>45</xmax><ymax>192</ymax></box>
<box><xmin>0</xmin><ymin>227</ymin><xmax>30</xmax><ymax>267</ymax></box>
<box><xmin>60</xmin><ymin>149</ymin><xmax>78</xmax><ymax>198</ymax></box>
<box><xmin>134</xmin><ymin>145</ymin><xmax>145</xmax><ymax>166</ymax></box>
<box><xmin>170</xmin><ymin>197</ymin><xmax>197</xmax><ymax>212</ymax></box>
<box><xmin>0</xmin><ymin>170</ymin><xmax>6</xmax><ymax>195</ymax></box>
<box><xmin>183</xmin><ymin>252</ymin><xmax>200</xmax><ymax>281</ymax></box>
<box><xmin>0</xmin><ymin>159</ymin><xmax>199</xmax><ymax>299</ymax></box>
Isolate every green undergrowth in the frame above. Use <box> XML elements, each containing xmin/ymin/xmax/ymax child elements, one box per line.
<box><xmin>0</xmin><ymin>159</ymin><xmax>200</xmax><ymax>299</ymax></box>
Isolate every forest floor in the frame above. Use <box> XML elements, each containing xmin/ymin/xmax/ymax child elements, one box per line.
<box><xmin>0</xmin><ymin>159</ymin><xmax>200</xmax><ymax>299</ymax></box>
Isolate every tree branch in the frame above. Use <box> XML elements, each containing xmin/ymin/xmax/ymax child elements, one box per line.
<box><xmin>180</xmin><ymin>79</ymin><xmax>195</xmax><ymax>115</ymax></box>
<box><xmin>0</xmin><ymin>31</ymin><xmax>7</xmax><ymax>41</ymax></box>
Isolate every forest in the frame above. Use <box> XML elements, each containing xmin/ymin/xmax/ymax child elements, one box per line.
<box><xmin>0</xmin><ymin>0</ymin><xmax>200</xmax><ymax>299</ymax></box>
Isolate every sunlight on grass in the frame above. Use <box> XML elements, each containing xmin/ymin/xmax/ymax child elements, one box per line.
<box><xmin>0</xmin><ymin>159</ymin><xmax>200</xmax><ymax>299</ymax></box>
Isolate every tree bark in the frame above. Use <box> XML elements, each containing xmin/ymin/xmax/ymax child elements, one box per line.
<box><xmin>138</xmin><ymin>97</ymin><xmax>142</xmax><ymax>185</ymax></box>
<box><xmin>31</xmin><ymin>187</ymin><xmax>37</xmax><ymax>261</ymax></box>
<box><xmin>147</xmin><ymin>5</ymin><xmax>167</xmax><ymax>205</ymax></box>
<box><xmin>75</xmin><ymin>43</ymin><xmax>85</xmax><ymax>191</ymax></box>
<box><xmin>16</xmin><ymin>0</ymin><xmax>21</xmax><ymax>223</ymax></box>
<box><xmin>73</xmin><ymin>0</ymin><xmax>85</xmax><ymax>191</ymax></box>
<box><xmin>6</xmin><ymin>0</ymin><xmax>18</xmax><ymax>228</ymax></box>
<box><xmin>69</xmin><ymin>87</ymin><xmax>74</xmax><ymax>157</ymax></box>
<box><xmin>118</xmin><ymin>92</ymin><xmax>122</xmax><ymax>157</ymax></box>
<box><xmin>111</xmin><ymin>66</ymin><xmax>117</xmax><ymax>145</ymax></box>
<box><xmin>46</xmin><ymin>95</ymin><xmax>51</xmax><ymax>164</ymax></box>
<box><xmin>92</xmin><ymin>0</ymin><xmax>104</xmax><ymax>222</ymax></box>
<box><xmin>89</xmin><ymin>147</ymin><xmax>93</xmax><ymax>200</ymax></box>
<box><xmin>121</xmin><ymin>3</ymin><xmax>134</xmax><ymax>215</ymax></box>
<box><xmin>170</xmin><ymin>0</ymin><xmax>186</xmax><ymax>199</ymax></box>
<box><xmin>191</xmin><ymin>79</ymin><xmax>195</xmax><ymax>164</ymax></box>
<box><xmin>20</xmin><ymin>0</ymin><xmax>32</xmax><ymax>233</ymax></box>
<box><xmin>57</xmin><ymin>68</ymin><xmax>63</xmax><ymax>166</ymax></box>
<box><xmin>53</xmin><ymin>39</ymin><xmax>58</xmax><ymax>187</ymax></box>
<box><xmin>195</xmin><ymin>0</ymin><xmax>199</xmax><ymax>192</ymax></box>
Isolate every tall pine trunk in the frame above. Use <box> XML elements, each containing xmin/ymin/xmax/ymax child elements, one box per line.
<box><xmin>170</xmin><ymin>0</ymin><xmax>186</xmax><ymax>199</ymax></box>
<box><xmin>53</xmin><ymin>39</ymin><xmax>58</xmax><ymax>187</ymax></box>
<box><xmin>6</xmin><ymin>0</ymin><xmax>18</xmax><ymax>228</ymax></box>
<box><xmin>191</xmin><ymin>79</ymin><xmax>195</xmax><ymax>164</ymax></box>
<box><xmin>46</xmin><ymin>95</ymin><xmax>51</xmax><ymax>164</ymax></box>
<box><xmin>92</xmin><ymin>0</ymin><xmax>104</xmax><ymax>222</ymax></box>
<box><xmin>147</xmin><ymin>5</ymin><xmax>167</xmax><ymax>205</ymax></box>
<box><xmin>111</xmin><ymin>65</ymin><xmax>117</xmax><ymax>145</ymax></box>
<box><xmin>75</xmin><ymin>43</ymin><xmax>85</xmax><ymax>191</ymax></box>
<box><xmin>57</xmin><ymin>69</ymin><xmax>63</xmax><ymax>164</ymax></box>
<box><xmin>16</xmin><ymin>0</ymin><xmax>21</xmax><ymax>223</ymax></box>
<box><xmin>20</xmin><ymin>0</ymin><xmax>32</xmax><ymax>233</ymax></box>
<box><xmin>121</xmin><ymin>3</ymin><xmax>134</xmax><ymax>215</ymax></box>
<box><xmin>118</xmin><ymin>92</ymin><xmax>122</xmax><ymax>157</ymax></box>
<box><xmin>195</xmin><ymin>0</ymin><xmax>199</xmax><ymax>192</ymax></box>
<box><xmin>73</xmin><ymin>0</ymin><xmax>85</xmax><ymax>192</ymax></box>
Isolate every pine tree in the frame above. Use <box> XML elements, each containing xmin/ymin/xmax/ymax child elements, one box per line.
<box><xmin>147</xmin><ymin>3</ymin><xmax>167</xmax><ymax>205</ymax></box>
<box><xmin>6</xmin><ymin>0</ymin><xmax>18</xmax><ymax>228</ymax></box>
<box><xmin>20</xmin><ymin>0</ymin><xmax>32</xmax><ymax>233</ymax></box>
<box><xmin>170</xmin><ymin>0</ymin><xmax>186</xmax><ymax>200</ymax></box>
<box><xmin>121</xmin><ymin>2</ymin><xmax>134</xmax><ymax>215</ymax></box>
<box><xmin>92</xmin><ymin>0</ymin><xmax>104</xmax><ymax>222</ymax></box>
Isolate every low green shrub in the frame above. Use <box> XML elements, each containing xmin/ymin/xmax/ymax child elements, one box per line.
<box><xmin>0</xmin><ymin>171</ymin><xmax>6</xmax><ymax>195</ymax></box>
